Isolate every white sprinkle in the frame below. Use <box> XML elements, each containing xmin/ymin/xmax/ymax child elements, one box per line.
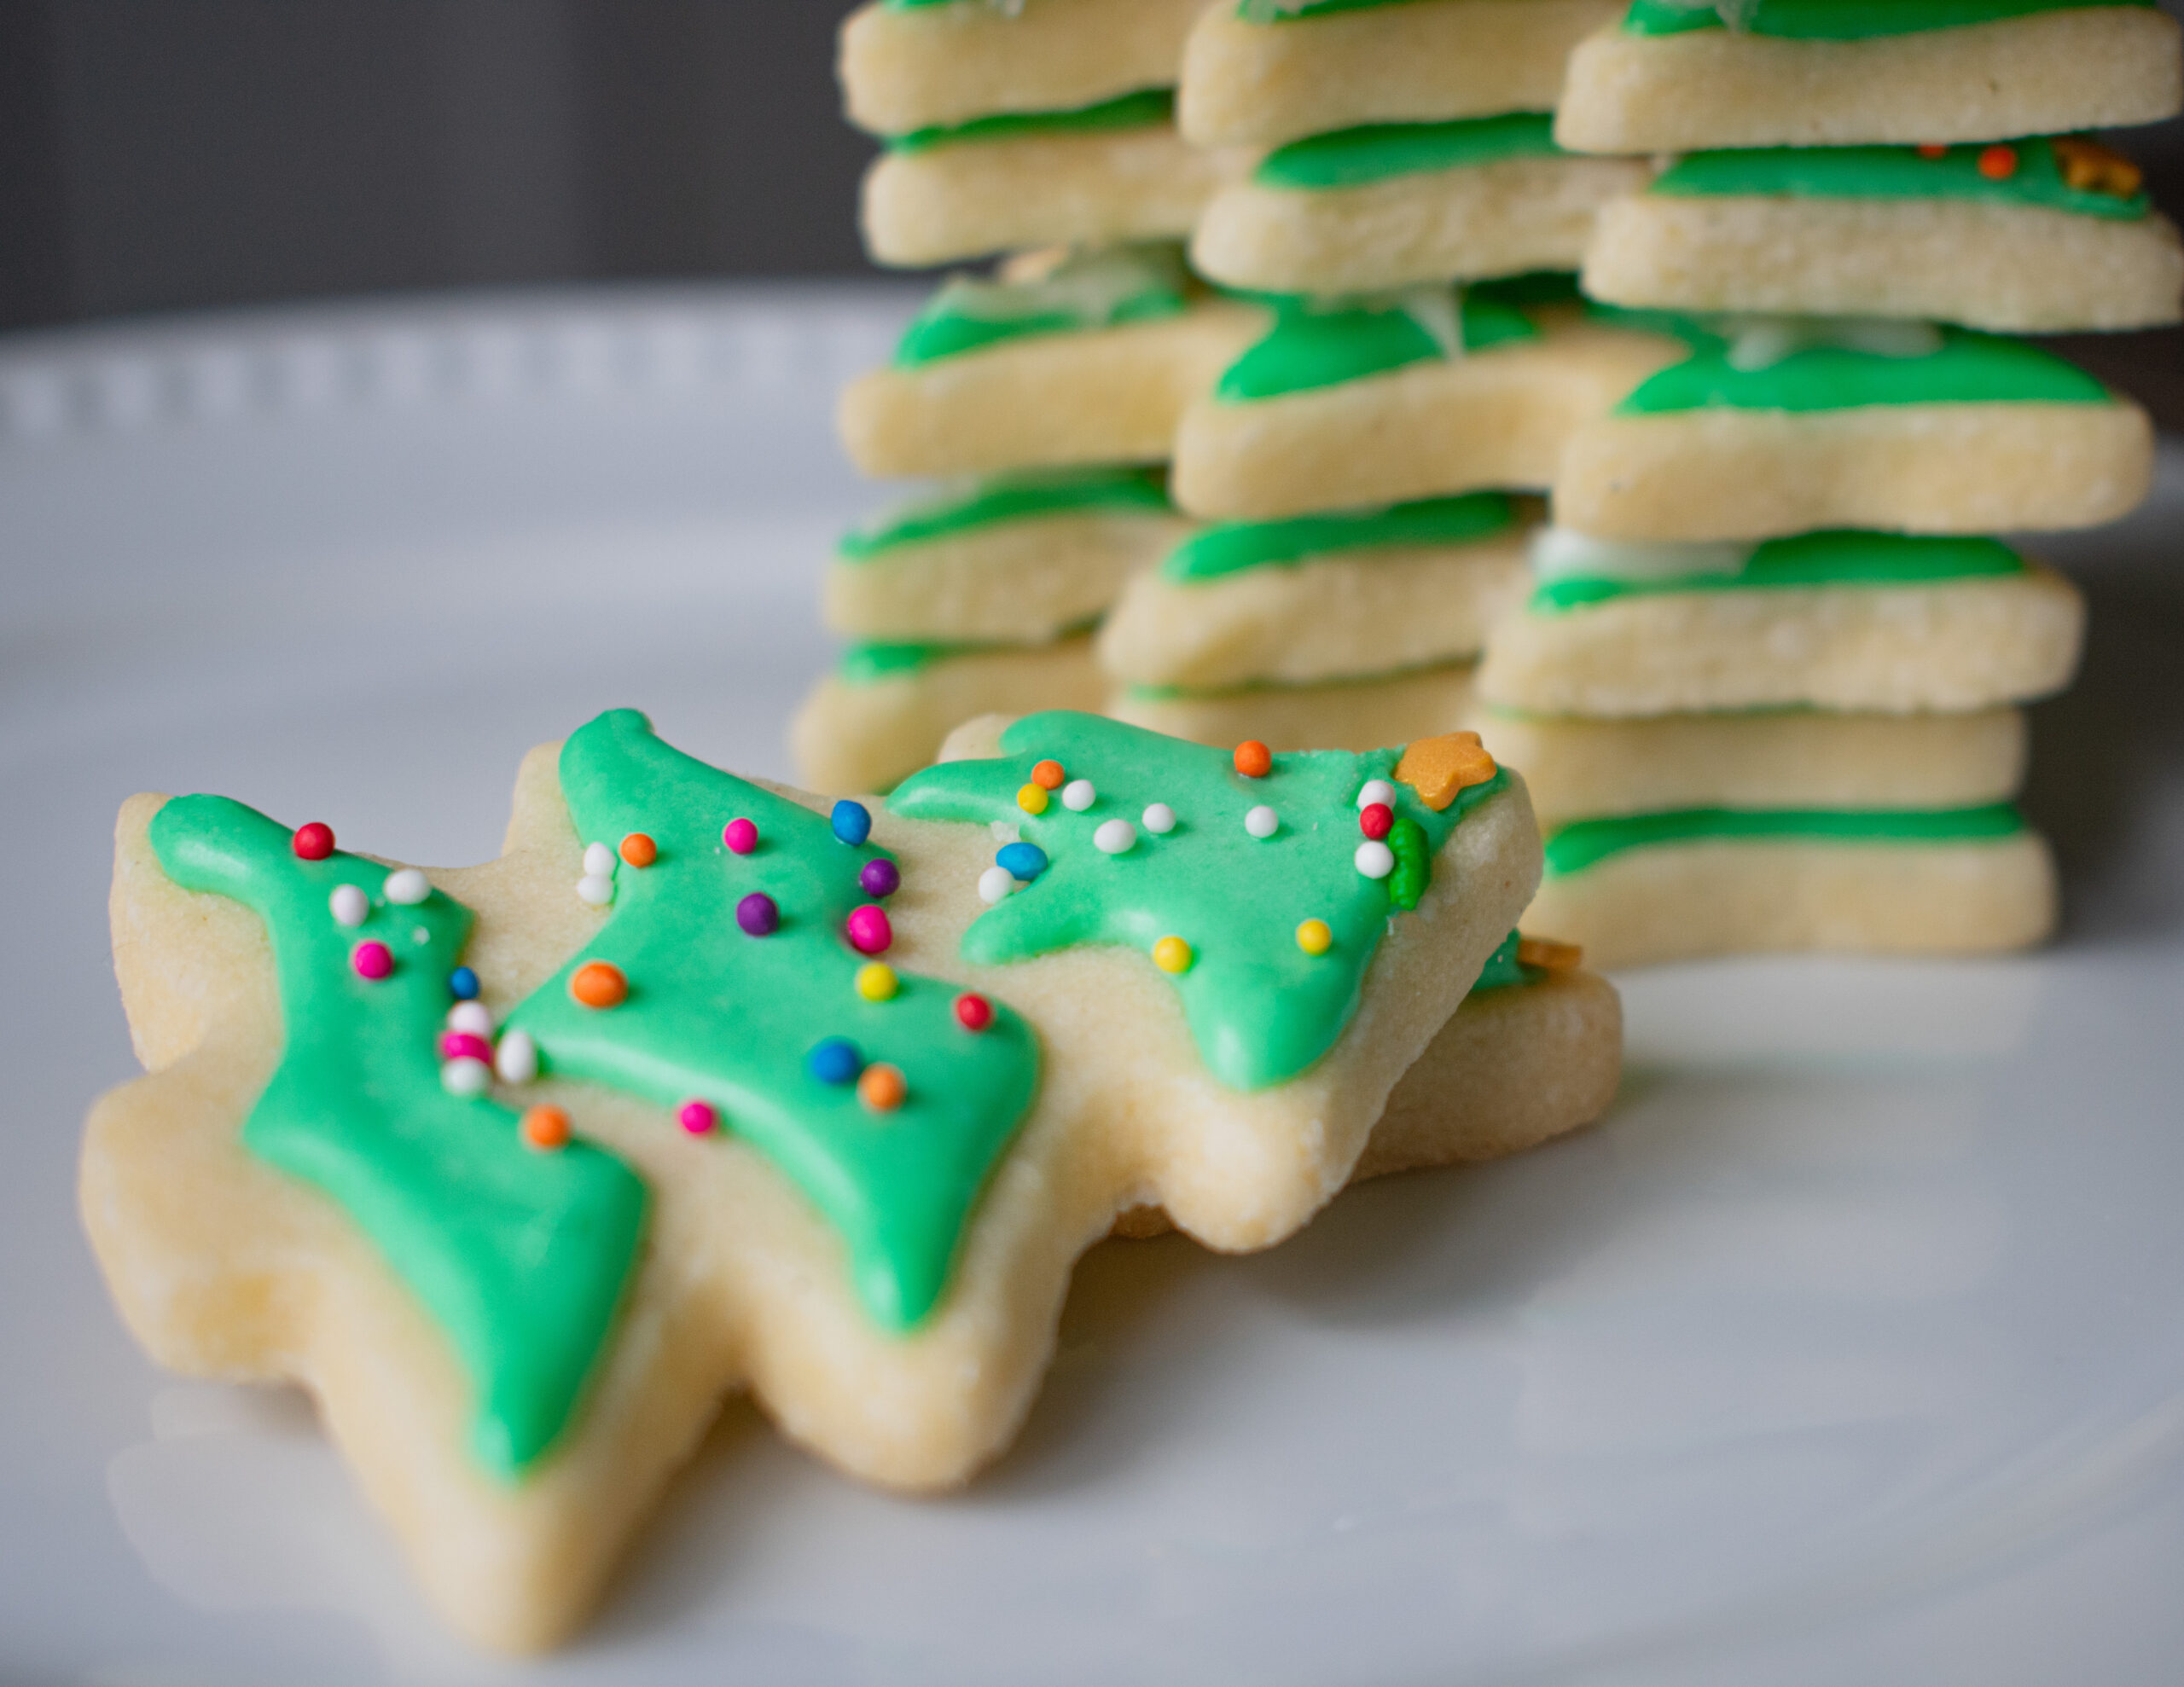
<box><xmin>448</xmin><ymin>1001</ymin><xmax>494</xmax><ymax>1037</ymax></box>
<box><xmin>1356</xmin><ymin>841</ymin><xmax>1396</xmax><ymax>879</ymax></box>
<box><xmin>412</xmin><ymin>925</ymin><xmax>431</xmax><ymax>946</ymax></box>
<box><xmin>1141</xmin><ymin>803</ymin><xmax>1176</xmax><ymax>836</ymax></box>
<box><xmin>495</xmin><ymin>1029</ymin><xmax>538</xmax><ymax>1084</ymax></box>
<box><xmin>440</xmin><ymin>1057</ymin><xmax>491</xmax><ymax>1098</ymax></box>
<box><xmin>1061</xmin><ymin>779</ymin><xmax>1096</xmax><ymax>812</ymax></box>
<box><xmin>1356</xmin><ymin>780</ymin><xmax>1396</xmax><ymax>811</ymax></box>
<box><xmin>988</xmin><ymin>820</ymin><xmax>1019</xmax><ymax>844</ymax></box>
<box><xmin>583</xmin><ymin>842</ymin><xmax>617</xmax><ymax>877</ymax></box>
<box><xmin>1245</xmin><ymin>805</ymin><xmax>1278</xmax><ymax>839</ymax></box>
<box><xmin>1095</xmin><ymin>819</ymin><xmax>1137</xmax><ymax>855</ymax></box>
<box><xmin>576</xmin><ymin>872</ymin><xmax>616</xmax><ymax>906</ymax></box>
<box><xmin>383</xmin><ymin>867</ymin><xmax>429</xmax><ymax>906</ymax></box>
<box><xmin>328</xmin><ymin>884</ymin><xmax>369</xmax><ymax>927</ymax></box>
<box><xmin>978</xmin><ymin>865</ymin><xmax>1018</xmax><ymax>904</ymax></box>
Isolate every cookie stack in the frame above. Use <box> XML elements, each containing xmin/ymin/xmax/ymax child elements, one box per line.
<box><xmin>1098</xmin><ymin>0</ymin><xmax>1679</xmax><ymax>751</ymax></box>
<box><xmin>1474</xmin><ymin>0</ymin><xmax>2181</xmax><ymax>966</ymax></box>
<box><xmin>796</xmin><ymin>0</ymin><xmax>1265</xmax><ymax>794</ymax></box>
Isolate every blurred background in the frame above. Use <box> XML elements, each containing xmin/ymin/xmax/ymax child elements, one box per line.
<box><xmin>3</xmin><ymin>0</ymin><xmax>2181</xmax><ymax>418</ymax></box>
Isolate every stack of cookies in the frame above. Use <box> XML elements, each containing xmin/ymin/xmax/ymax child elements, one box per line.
<box><xmin>797</xmin><ymin>0</ymin><xmax>1265</xmax><ymax>793</ymax></box>
<box><xmin>1474</xmin><ymin>0</ymin><xmax>2181</xmax><ymax>967</ymax></box>
<box><xmin>1099</xmin><ymin>0</ymin><xmax>1679</xmax><ymax>751</ymax></box>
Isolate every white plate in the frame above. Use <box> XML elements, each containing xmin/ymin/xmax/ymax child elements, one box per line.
<box><xmin>6</xmin><ymin>287</ymin><xmax>2184</xmax><ymax>1687</ymax></box>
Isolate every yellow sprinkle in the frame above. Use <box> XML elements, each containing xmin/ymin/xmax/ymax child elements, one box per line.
<box><xmin>1295</xmin><ymin>919</ymin><xmax>1333</xmax><ymax>956</ymax></box>
<box><xmin>1152</xmin><ymin>936</ymin><xmax>1194</xmax><ymax>975</ymax></box>
<box><xmin>1016</xmin><ymin>782</ymin><xmax>1050</xmax><ymax>815</ymax></box>
<box><xmin>856</xmin><ymin>962</ymin><xmax>899</xmax><ymax>1001</ymax></box>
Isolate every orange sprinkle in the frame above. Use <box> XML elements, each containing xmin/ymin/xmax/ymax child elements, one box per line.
<box><xmin>857</xmin><ymin>1062</ymin><xmax>906</xmax><ymax>1112</ymax></box>
<box><xmin>1516</xmin><ymin>936</ymin><xmax>1583</xmax><ymax>974</ymax></box>
<box><xmin>1978</xmin><ymin>145</ymin><xmax>2018</xmax><ymax>182</ymax></box>
<box><xmin>569</xmin><ymin>960</ymin><xmax>628</xmax><ymax>1009</ymax></box>
<box><xmin>619</xmin><ymin>832</ymin><xmax>657</xmax><ymax>867</ymax></box>
<box><xmin>1233</xmin><ymin>740</ymin><xmax>1272</xmax><ymax>779</ymax></box>
<box><xmin>2053</xmin><ymin>136</ymin><xmax>2143</xmax><ymax>197</ymax></box>
<box><xmin>1916</xmin><ymin>143</ymin><xmax>1949</xmax><ymax>160</ymax></box>
<box><xmin>1031</xmin><ymin>759</ymin><xmax>1066</xmax><ymax>791</ymax></box>
<box><xmin>520</xmin><ymin>1105</ymin><xmax>571</xmax><ymax>1151</ymax></box>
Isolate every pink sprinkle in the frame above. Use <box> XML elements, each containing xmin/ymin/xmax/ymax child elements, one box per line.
<box><xmin>678</xmin><ymin>1099</ymin><xmax>718</xmax><ymax>1136</ymax></box>
<box><xmin>351</xmin><ymin>940</ymin><xmax>393</xmax><ymax>981</ymax></box>
<box><xmin>439</xmin><ymin>1030</ymin><xmax>494</xmax><ymax>1064</ymax></box>
<box><xmin>845</xmin><ymin>904</ymin><xmax>893</xmax><ymax>956</ymax></box>
<box><xmin>723</xmin><ymin>818</ymin><xmax>758</xmax><ymax>855</ymax></box>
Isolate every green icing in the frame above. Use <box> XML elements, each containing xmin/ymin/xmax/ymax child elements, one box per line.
<box><xmin>889</xmin><ymin>89</ymin><xmax>1174</xmax><ymax>153</ymax></box>
<box><xmin>839</xmin><ymin>630</ymin><xmax>1093</xmax><ymax>685</ymax></box>
<box><xmin>841</xmin><ymin>470</ymin><xmax>1171</xmax><ymax>561</ymax></box>
<box><xmin>892</xmin><ymin>246</ymin><xmax>1192</xmax><ymax>367</ymax></box>
<box><xmin>1623</xmin><ymin>0</ymin><xmax>2154</xmax><ymax>37</ymax></box>
<box><xmin>1387</xmin><ymin>817</ymin><xmax>1431</xmax><ymax>913</ymax></box>
<box><xmin>1239</xmin><ymin>0</ymin><xmax>1425</xmax><ymax>18</ymax></box>
<box><xmin>1618</xmin><ymin>327</ymin><xmax>2110</xmax><ymax>415</ymax></box>
<box><xmin>1217</xmin><ymin>290</ymin><xmax>1538</xmax><ymax>403</ymax></box>
<box><xmin>502</xmin><ymin>710</ymin><xmax>1040</xmax><ymax>1331</ymax></box>
<box><xmin>1256</xmin><ymin>113</ymin><xmax>1563</xmax><ymax>191</ymax></box>
<box><xmin>1469</xmin><ymin>929</ymin><xmax>1543</xmax><ymax>993</ymax></box>
<box><xmin>1533</xmin><ymin>530</ymin><xmax>2026</xmax><ymax>612</ymax></box>
<box><xmin>1163</xmin><ymin>493</ymin><xmax>1514</xmax><ymax>583</ymax></box>
<box><xmin>1544</xmin><ymin>803</ymin><xmax>2028</xmax><ymax>876</ymax></box>
<box><xmin>889</xmin><ymin>710</ymin><xmax>1509</xmax><ymax>1091</ymax></box>
<box><xmin>1124</xmin><ymin>657</ymin><xmax>1476</xmax><ymax>704</ymax></box>
<box><xmin>147</xmin><ymin>796</ymin><xmax>648</xmax><ymax>1478</ymax></box>
<box><xmin>1653</xmin><ymin>139</ymin><xmax>2150</xmax><ymax>221</ymax></box>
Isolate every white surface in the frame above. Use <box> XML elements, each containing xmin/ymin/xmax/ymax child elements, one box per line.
<box><xmin>5</xmin><ymin>286</ymin><xmax>2184</xmax><ymax>1687</ymax></box>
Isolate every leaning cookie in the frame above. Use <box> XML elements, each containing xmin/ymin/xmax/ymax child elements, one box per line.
<box><xmin>1583</xmin><ymin>138</ymin><xmax>2184</xmax><ymax>334</ymax></box>
<box><xmin>839</xmin><ymin>248</ymin><xmax>1267</xmax><ymax>478</ymax></box>
<box><xmin>791</xmin><ymin>635</ymin><xmax>1107</xmax><ymax>795</ymax></box>
<box><xmin>87</xmin><ymin>708</ymin><xmax>1539</xmax><ymax>1650</ymax></box>
<box><xmin>1099</xmin><ymin>491</ymin><xmax>1531</xmax><ymax>690</ymax></box>
<box><xmin>1112</xmin><ymin>937</ymin><xmax>1620</xmax><ymax>1238</ymax></box>
<box><xmin>1171</xmin><ymin>290</ymin><xmax>1688</xmax><ymax>519</ymax></box>
<box><xmin>1552</xmin><ymin>322</ymin><xmax>2153</xmax><ymax>542</ymax></box>
<box><xmin>1109</xmin><ymin>662</ymin><xmax>1479</xmax><ymax>754</ymax></box>
<box><xmin>862</xmin><ymin>92</ymin><xmax>1246</xmax><ymax>268</ymax></box>
<box><xmin>841</xmin><ymin>0</ymin><xmax>1205</xmax><ymax>137</ymax></box>
<box><xmin>827</xmin><ymin>470</ymin><xmax>1191</xmax><ymax>644</ymax></box>
<box><xmin>1557</xmin><ymin>2</ymin><xmax>2183</xmax><ymax>154</ymax></box>
<box><xmin>1478</xmin><ymin>530</ymin><xmax>2085</xmax><ymax>718</ymax></box>
<box><xmin>1180</xmin><ymin>0</ymin><xmax>1623</xmax><ymax>150</ymax></box>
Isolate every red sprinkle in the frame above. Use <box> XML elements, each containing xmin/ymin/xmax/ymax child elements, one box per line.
<box><xmin>293</xmin><ymin>821</ymin><xmax>335</xmax><ymax>861</ymax></box>
<box><xmin>439</xmin><ymin>1030</ymin><xmax>493</xmax><ymax>1064</ymax></box>
<box><xmin>955</xmin><ymin>992</ymin><xmax>993</xmax><ymax>1032</ymax></box>
<box><xmin>1978</xmin><ymin>145</ymin><xmax>2018</xmax><ymax>181</ymax></box>
<box><xmin>1359</xmin><ymin>803</ymin><xmax>1394</xmax><ymax>841</ymax></box>
<box><xmin>1917</xmin><ymin>143</ymin><xmax>1949</xmax><ymax>160</ymax></box>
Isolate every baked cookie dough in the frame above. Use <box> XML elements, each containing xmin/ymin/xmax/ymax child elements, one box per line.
<box><xmin>89</xmin><ymin>709</ymin><xmax>1541</xmax><ymax>1649</ymax></box>
<box><xmin>842</xmin><ymin>0</ymin><xmax>1205</xmax><ymax>136</ymax></box>
<box><xmin>1193</xmin><ymin>113</ymin><xmax>1653</xmax><ymax>296</ymax></box>
<box><xmin>1109</xmin><ymin>661</ymin><xmax>1479</xmax><ymax>752</ymax></box>
<box><xmin>1180</xmin><ymin>0</ymin><xmax>1623</xmax><ymax>149</ymax></box>
<box><xmin>827</xmin><ymin>470</ymin><xmax>1191</xmax><ymax>643</ymax></box>
<box><xmin>1475</xmin><ymin>704</ymin><xmax>2027</xmax><ymax>830</ymax></box>
<box><xmin>1552</xmin><ymin>323</ymin><xmax>2153</xmax><ymax>542</ymax></box>
<box><xmin>1525</xmin><ymin>811</ymin><xmax>2057</xmax><ymax>968</ymax></box>
<box><xmin>839</xmin><ymin>249</ymin><xmax>1267</xmax><ymax>478</ymax></box>
<box><xmin>1557</xmin><ymin>3</ymin><xmax>2184</xmax><ymax>154</ymax></box>
<box><xmin>1099</xmin><ymin>491</ymin><xmax>1531</xmax><ymax>688</ymax></box>
<box><xmin>1172</xmin><ymin>293</ymin><xmax>1688</xmax><ymax>519</ymax></box>
<box><xmin>861</xmin><ymin>93</ymin><xmax>1246</xmax><ymax>267</ymax></box>
<box><xmin>1478</xmin><ymin>531</ymin><xmax>2085</xmax><ymax>717</ymax></box>
<box><xmin>1583</xmin><ymin>139</ymin><xmax>2184</xmax><ymax>334</ymax></box>
<box><xmin>792</xmin><ymin>635</ymin><xmax>1107</xmax><ymax>794</ymax></box>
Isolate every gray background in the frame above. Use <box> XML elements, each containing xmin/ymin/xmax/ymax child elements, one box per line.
<box><xmin>1</xmin><ymin>0</ymin><xmax>2181</xmax><ymax>416</ymax></box>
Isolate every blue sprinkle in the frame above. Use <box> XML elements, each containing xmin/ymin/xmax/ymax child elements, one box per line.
<box><xmin>996</xmin><ymin>841</ymin><xmax>1048</xmax><ymax>882</ymax></box>
<box><xmin>831</xmin><ymin>799</ymin><xmax>873</xmax><ymax>846</ymax></box>
<box><xmin>447</xmin><ymin>965</ymin><xmax>480</xmax><ymax>1000</ymax></box>
<box><xmin>808</xmin><ymin>1038</ymin><xmax>863</xmax><ymax>1086</ymax></box>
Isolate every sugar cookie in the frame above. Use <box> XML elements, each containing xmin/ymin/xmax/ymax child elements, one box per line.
<box><xmin>1194</xmin><ymin>113</ymin><xmax>1653</xmax><ymax>296</ymax></box>
<box><xmin>1180</xmin><ymin>0</ymin><xmax>1624</xmax><ymax>149</ymax></box>
<box><xmin>1583</xmin><ymin>140</ymin><xmax>2184</xmax><ymax>334</ymax></box>
<box><xmin>1557</xmin><ymin>3</ymin><xmax>2183</xmax><ymax>154</ymax></box>
<box><xmin>1108</xmin><ymin>662</ymin><xmax>1479</xmax><ymax>753</ymax></box>
<box><xmin>1099</xmin><ymin>492</ymin><xmax>1531</xmax><ymax>688</ymax></box>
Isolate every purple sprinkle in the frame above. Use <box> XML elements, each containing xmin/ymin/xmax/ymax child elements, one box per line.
<box><xmin>859</xmin><ymin>858</ymin><xmax>900</xmax><ymax>898</ymax></box>
<box><xmin>735</xmin><ymin>891</ymin><xmax>780</xmax><ymax>936</ymax></box>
